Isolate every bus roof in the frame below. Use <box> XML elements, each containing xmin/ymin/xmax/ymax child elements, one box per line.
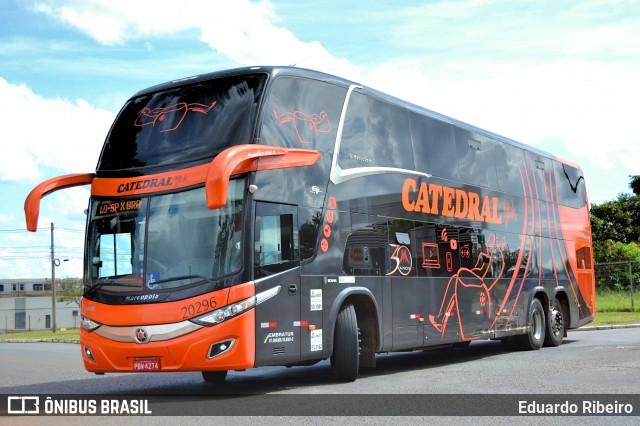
<box><xmin>132</xmin><ymin>66</ymin><xmax>574</xmax><ymax>170</ymax></box>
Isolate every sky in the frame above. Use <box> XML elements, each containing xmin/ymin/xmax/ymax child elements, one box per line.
<box><xmin>1</xmin><ymin>0</ymin><xmax>639</xmax><ymax>280</ymax></box>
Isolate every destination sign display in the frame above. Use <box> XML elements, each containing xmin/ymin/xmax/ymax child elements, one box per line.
<box><xmin>98</xmin><ymin>200</ymin><xmax>142</xmax><ymax>215</ymax></box>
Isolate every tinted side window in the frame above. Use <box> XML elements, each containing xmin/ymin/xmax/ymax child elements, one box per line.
<box><xmin>260</xmin><ymin>77</ymin><xmax>346</xmax><ymax>153</ymax></box>
<box><xmin>554</xmin><ymin>161</ymin><xmax>587</xmax><ymax>208</ymax></box>
<box><xmin>455</xmin><ymin>130</ymin><xmax>497</xmax><ymax>189</ymax></box>
<box><xmin>343</xmin><ymin>214</ymin><xmax>388</xmax><ymax>276</ymax></box>
<box><xmin>409</xmin><ymin>113</ymin><xmax>458</xmax><ymax>181</ymax></box>
<box><xmin>339</xmin><ymin>91</ymin><xmax>414</xmax><ymax>170</ymax></box>
<box><xmin>494</xmin><ymin>142</ymin><xmax>526</xmax><ymax>195</ymax></box>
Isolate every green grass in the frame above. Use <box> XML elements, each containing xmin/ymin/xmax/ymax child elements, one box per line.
<box><xmin>596</xmin><ymin>289</ymin><xmax>639</xmax><ymax>313</ymax></box>
<box><xmin>0</xmin><ymin>328</ymin><xmax>80</xmax><ymax>341</ymax></box>
<box><xmin>592</xmin><ymin>311</ymin><xmax>639</xmax><ymax>325</ymax></box>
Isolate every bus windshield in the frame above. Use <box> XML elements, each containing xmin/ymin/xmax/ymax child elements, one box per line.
<box><xmin>86</xmin><ymin>179</ymin><xmax>245</xmax><ymax>294</ymax></box>
<box><xmin>98</xmin><ymin>74</ymin><xmax>266</xmax><ymax>171</ymax></box>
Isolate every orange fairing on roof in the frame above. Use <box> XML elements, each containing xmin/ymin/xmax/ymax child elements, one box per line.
<box><xmin>24</xmin><ymin>173</ymin><xmax>95</xmax><ymax>232</ymax></box>
<box><xmin>90</xmin><ymin>144</ymin><xmax>320</xmax><ymax>208</ymax></box>
<box><xmin>204</xmin><ymin>144</ymin><xmax>320</xmax><ymax>210</ymax></box>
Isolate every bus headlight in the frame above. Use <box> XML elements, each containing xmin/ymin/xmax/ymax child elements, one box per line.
<box><xmin>81</xmin><ymin>315</ymin><xmax>102</xmax><ymax>332</ymax></box>
<box><xmin>191</xmin><ymin>296</ymin><xmax>256</xmax><ymax>326</ymax></box>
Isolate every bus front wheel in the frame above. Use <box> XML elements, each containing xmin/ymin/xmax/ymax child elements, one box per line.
<box><xmin>515</xmin><ymin>298</ymin><xmax>545</xmax><ymax>351</ymax></box>
<box><xmin>331</xmin><ymin>303</ymin><xmax>360</xmax><ymax>382</ymax></box>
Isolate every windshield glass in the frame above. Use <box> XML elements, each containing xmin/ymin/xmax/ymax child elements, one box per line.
<box><xmin>98</xmin><ymin>74</ymin><xmax>266</xmax><ymax>171</ymax></box>
<box><xmin>86</xmin><ymin>180</ymin><xmax>245</xmax><ymax>294</ymax></box>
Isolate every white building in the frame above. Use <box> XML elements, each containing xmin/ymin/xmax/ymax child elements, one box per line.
<box><xmin>0</xmin><ymin>279</ymin><xmax>80</xmax><ymax>333</ymax></box>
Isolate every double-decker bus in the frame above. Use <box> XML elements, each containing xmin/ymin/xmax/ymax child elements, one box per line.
<box><xmin>25</xmin><ymin>66</ymin><xmax>595</xmax><ymax>382</ymax></box>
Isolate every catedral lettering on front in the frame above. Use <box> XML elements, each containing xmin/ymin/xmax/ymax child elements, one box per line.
<box><xmin>117</xmin><ymin>177</ymin><xmax>174</xmax><ymax>193</ymax></box>
<box><xmin>25</xmin><ymin>66</ymin><xmax>595</xmax><ymax>383</ymax></box>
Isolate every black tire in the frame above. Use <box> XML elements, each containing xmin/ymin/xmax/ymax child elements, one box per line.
<box><xmin>202</xmin><ymin>370</ymin><xmax>228</xmax><ymax>383</ymax></box>
<box><xmin>544</xmin><ymin>298</ymin><xmax>565</xmax><ymax>347</ymax></box>
<box><xmin>515</xmin><ymin>298</ymin><xmax>546</xmax><ymax>351</ymax></box>
<box><xmin>331</xmin><ymin>303</ymin><xmax>360</xmax><ymax>382</ymax></box>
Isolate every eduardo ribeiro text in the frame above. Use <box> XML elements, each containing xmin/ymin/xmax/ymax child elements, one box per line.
<box><xmin>519</xmin><ymin>400</ymin><xmax>634</xmax><ymax>415</ymax></box>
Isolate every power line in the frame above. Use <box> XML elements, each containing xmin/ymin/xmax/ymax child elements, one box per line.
<box><xmin>0</xmin><ymin>227</ymin><xmax>84</xmax><ymax>234</ymax></box>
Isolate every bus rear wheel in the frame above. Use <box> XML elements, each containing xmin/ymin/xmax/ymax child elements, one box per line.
<box><xmin>202</xmin><ymin>370</ymin><xmax>228</xmax><ymax>383</ymax></box>
<box><xmin>515</xmin><ymin>298</ymin><xmax>545</xmax><ymax>351</ymax></box>
<box><xmin>544</xmin><ymin>298</ymin><xmax>565</xmax><ymax>347</ymax></box>
<box><xmin>331</xmin><ymin>303</ymin><xmax>360</xmax><ymax>382</ymax></box>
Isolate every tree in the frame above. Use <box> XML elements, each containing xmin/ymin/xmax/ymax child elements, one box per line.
<box><xmin>590</xmin><ymin>193</ymin><xmax>640</xmax><ymax>245</ymax></box>
<box><xmin>590</xmin><ymin>174</ymin><xmax>640</xmax><ymax>255</ymax></box>
<box><xmin>57</xmin><ymin>277</ymin><xmax>83</xmax><ymax>306</ymax></box>
<box><xmin>630</xmin><ymin>175</ymin><xmax>640</xmax><ymax>196</ymax></box>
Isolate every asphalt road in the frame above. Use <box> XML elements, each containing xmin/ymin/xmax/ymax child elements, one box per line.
<box><xmin>1</xmin><ymin>328</ymin><xmax>639</xmax><ymax>423</ymax></box>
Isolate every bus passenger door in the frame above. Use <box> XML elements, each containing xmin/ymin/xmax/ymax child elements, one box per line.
<box><xmin>253</xmin><ymin>202</ymin><xmax>301</xmax><ymax>366</ymax></box>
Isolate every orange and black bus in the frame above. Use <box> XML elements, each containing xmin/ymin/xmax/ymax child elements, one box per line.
<box><xmin>25</xmin><ymin>66</ymin><xmax>595</xmax><ymax>382</ymax></box>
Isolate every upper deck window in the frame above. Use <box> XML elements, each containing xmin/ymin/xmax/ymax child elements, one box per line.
<box><xmin>409</xmin><ymin>113</ymin><xmax>458</xmax><ymax>181</ymax></box>
<box><xmin>340</xmin><ymin>91</ymin><xmax>414</xmax><ymax>170</ymax></box>
<box><xmin>260</xmin><ymin>76</ymin><xmax>346</xmax><ymax>153</ymax></box>
<box><xmin>98</xmin><ymin>74</ymin><xmax>266</xmax><ymax>171</ymax></box>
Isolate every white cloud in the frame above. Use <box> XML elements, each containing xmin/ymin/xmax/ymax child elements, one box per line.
<box><xmin>32</xmin><ymin>0</ymin><xmax>361</xmax><ymax>79</ymax></box>
<box><xmin>33</xmin><ymin>0</ymin><xmax>196</xmax><ymax>44</ymax></box>
<box><xmin>0</xmin><ymin>78</ymin><xmax>114</xmax><ymax>182</ymax></box>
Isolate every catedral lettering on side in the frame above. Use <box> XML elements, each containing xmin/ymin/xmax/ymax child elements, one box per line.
<box><xmin>401</xmin><ymin>177</ymin><xmax>503</xmax><ymax>224</ymax></box>
<box><xmin>117</xmin><ymin>177</ymin><xmax>174</xmax><ymax>193</ymax></box>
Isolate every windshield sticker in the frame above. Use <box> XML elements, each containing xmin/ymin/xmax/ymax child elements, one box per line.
<box><xmin>134</xmin><ymin>101</ymin><xmax>217</xmax><ymax>133</ymax></box>
<box><xmin>146</xmin><ymin>272</ymin><xmax>160</xmax><ymax>289</ymax></box>
<box><xmin>273</xmin><ymin>109</ymin><xmax>332</xmax><ymax>144</ymax></box>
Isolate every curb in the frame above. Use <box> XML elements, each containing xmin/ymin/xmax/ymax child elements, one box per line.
<box><xmin>574</xmin><ymin>323</ymin><xmax>640</xmax><ymax>332</ymax></box>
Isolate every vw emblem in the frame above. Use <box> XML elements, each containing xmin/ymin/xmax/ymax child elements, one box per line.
<box><xmin>134</xmin><ymin>327</ymin><xmax>149</xmax><ymax>344</ymax></box>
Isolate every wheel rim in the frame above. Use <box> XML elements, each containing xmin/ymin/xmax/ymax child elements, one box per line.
<box><xmin>532</xmin><ymin>308</ymin><xmax>543</xmax><ymax>340</ymax></box>
<box><xmin>551</xmin><ymin>308</ymin><xmax>564</xmax><ymax>336</ymax></box>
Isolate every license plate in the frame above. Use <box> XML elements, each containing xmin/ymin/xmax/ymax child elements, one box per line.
<box><xmin>133</xmin><ymin>358</ymin><xmax>161</xmax><ymax>371</ymax></box>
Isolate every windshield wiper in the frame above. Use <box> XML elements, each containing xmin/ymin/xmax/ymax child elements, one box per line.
<box><xmin>150</xmin><ymin>274</ymin><xmax>227</xmax><ymax>291</ymax></box>
<box><xmin>85</xmin><ymin>281</ymin><xmax>142</xmax><ymax>295</ymax></box>
<box><xmin>151</xmin><ymin>274</ymin><xmax>219</xmax><ymax>287</ymax></box>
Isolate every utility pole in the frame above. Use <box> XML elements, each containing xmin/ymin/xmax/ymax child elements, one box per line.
<box><xmin>50</xmin><ymin>222</ymin><xmax>57</xmax><ymax>333</ymax></box>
